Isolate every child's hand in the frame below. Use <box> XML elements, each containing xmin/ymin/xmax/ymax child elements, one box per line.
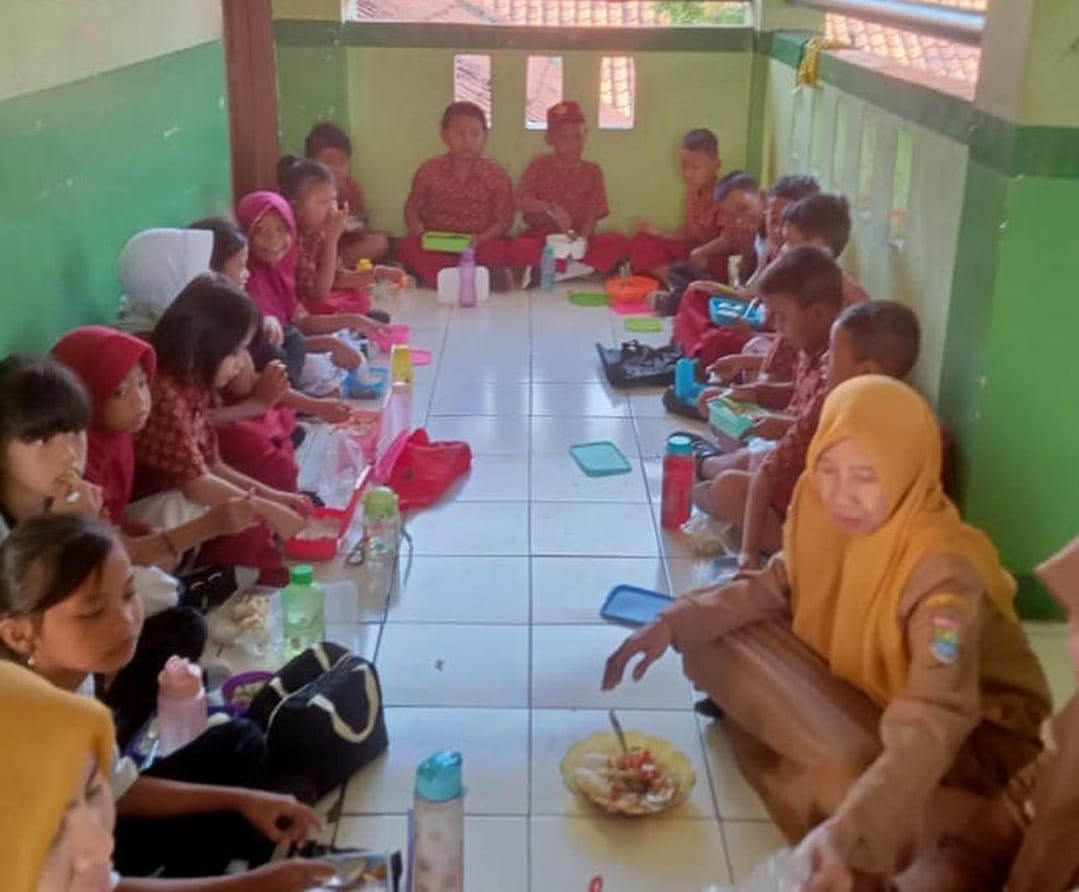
<box><xmin>313</xmin><ymin>398</ymin><xmax>352</xmax><ymax>425</ymax></box>
<box><xmin>335</xmin><ymin>267</ymin><xmax>373</xmax><ymax>291</ymax></box>
<box><xmin>374</xmin><ymin>265</ymin><xmax>407</xmax><ymax>285</ymax></box>
<box><xmin>271</xmin><ymin>490</ymin><xmax>313</xmax><ymax>517</ymax></box>
<box><xmin>348</xmin><ymin>314</ymin><xmax>390</xmax><ymax>341</ymax></box>
<box><xmin>737</xmin><ymin>550</ymin><xmax>760</xmax><ymax>572</ymax></box>
<box><xmin>688</xmin><ymin>245</ymin><xmax>711</xmax><ymax>270</ymax></box>
<box><xmin>241</xmin><ymin>860</ymin><xmax>336</xmax><ymax>892</ymax></box>
<box><xmin>326</xmin><ymin>202</ymin><xmax>349</xmax><ymax>241</ymax></box>
<box><xmin>206</xmin><ymin>495</ymin><xmax>258</xmax><ymax>537</ymax></box>
<box><xmin>252</xmin><ymin>361</ymin><xmax>290</xmax><ymax>409</ymax></box>
<box><xmin>255</xmin><ymin>499</ymin><xmax>307</xmax><ymax>540</ymax></box>
<box><xmin>707</xmin><ymin>355</ymin><xmax>746</xmax><ymax>384</ymax></box>
<box><xmin>261</xmin><ymin>315</ymin><xmax>284</xmax><ymax>348</ymax></box>
<box><xmin>233</xmin><ymin>789</ymin><xmax>323</xmax><ymax>845</ymax></box>
<box><xmin>728</xmin><ymin>383</ymin><xmax>757</xmax><ymax>404</ymax></box>
<box><xmin>745</xmin><ymin>415</ymin><xmax>789</xmax><ymax>441</ymax></box>
<box><xmin>328</xmin><ymin>339</ymin><xmax>363</xmax><ymax>370</ymax></box>
<box><xmin>696</xmin><ymin>385</ymin><xmax>726</xmax><ymax>419</ymax></box>
<box><xmin>548</xmin><ymin>203</ymin><xmax>573</xmax><ymax>232</ymax></box>
<box><xmin>52</xmin><ymin>476</ymin><xmax>104</xmax><ymax>517</ymax></box>
<box><xmin>602</xmin><ymin>618</ymin><xmax>673</xmax><ymax>690</ymax></box>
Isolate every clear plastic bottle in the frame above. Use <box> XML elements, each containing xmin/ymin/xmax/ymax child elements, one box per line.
<box><xmin>280</xmin><ymin>564</ymin><xmax>325</xmax><ymax>658</ymax></box>
<box><xmin>661</xmin><ymin>434</ymin><xmax>695</xmax><ymax>529</ymax></box>
<box><xmin>363</xmin><ymin>486</ymin><xmax>401</xmax><ymax>564</ymax></box>
<box><xmin>540</xmin><ymin>244</ymin><xmax>557</xmax><ymax>291</ymax></box>
<box><xmin>156</xmin><ymin>656</ymin><xmax>208</xmax><ymax>756</ymax></box>
<box><xmin>458</xmin><ymin>248</ymin><xmax>477</xmax><ymax>308</ymax></box>
<box><xmin>409</xmin><ymin>751</ymin><xmax>464</xmax><ymax>892</ymax></box>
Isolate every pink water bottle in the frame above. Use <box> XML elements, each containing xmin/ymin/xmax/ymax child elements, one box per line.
<box><xmin>661</xmin><ymin>434</ymin><xmax>695</xmax><ymax>529</ymax></box>
<box><xmin>457</xmin><ymin>248</ymin><xmax>476</xmax><ymax>308</ymax></box>
<box><xmin>157</xmin><ymin>656</ymin><xmax>208</xmax><ymax>756</ymax></box>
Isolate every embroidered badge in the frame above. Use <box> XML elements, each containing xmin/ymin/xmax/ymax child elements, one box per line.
<box><xmin>931</xmin><ymin>616</ymin><xmax>962</xmax><ymax>664</ymax></box>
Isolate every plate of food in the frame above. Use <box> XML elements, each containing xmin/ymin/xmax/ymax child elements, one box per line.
<box><xmin>561</xmin><ymin>729</ymin><xmax>695</xmax><ymax>816</ymax></box>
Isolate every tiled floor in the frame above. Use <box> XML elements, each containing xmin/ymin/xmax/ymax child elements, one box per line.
<box><xmin>269</xmin><ymin>285</ymin><xmax>1073</xmax><ymax>891</ymax></box>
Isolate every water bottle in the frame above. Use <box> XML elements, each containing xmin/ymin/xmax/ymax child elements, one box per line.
<box><xmin>661</xmin><ymin>434</ymin><xmax>695</xmax><ymax>529</ymax></box>
<box><xmin>280</xmin><ymin>564</ymin><xmax>325</xmax><ymax>658</ymax></box>
<box><xmin>457</xmin><ymin>249</ymin><xmax>476</xmax><ymax>308</ymax></box>
<box><xmin>363</xmin><ymin>486</ymin><xmax>401</xmax><ymax>564</ymax></box>
<box><xmin>674</xmin><ymin>357</ymin><xmax>701</xmax><ymax>403</ymax></box>
<box><xmin>390</xmin><ymin>343</ymin><xmax>414</xmax><ymax>387</ymax></box>
<box><xmin>156</xmin><ymin>656</ymin><xmax>208</xmax><ymax>756</ymax></box>
<box><xmin>409</xmin><ymin>751</ymin><xmax>464</xmax><ymax>892</ymax></box>
<box><xmin>540</xmin><ymin>245</ymin><xmax>556</xmax><ymax>291</ymax></box>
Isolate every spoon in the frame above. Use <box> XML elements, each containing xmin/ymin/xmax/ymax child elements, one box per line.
<box><xmin>607</xmin><ymin>709</ymin><xmax>630</xmax><ymax>756</ymax></box>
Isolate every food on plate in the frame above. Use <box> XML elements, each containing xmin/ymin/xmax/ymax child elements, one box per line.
<box><xmin>229</xmin><ymin>595</ymin><xmax>269</xmax><ymax>633</ymax></box>
<box><xmin>572</xmin><ymin>747</ymin><xmax>677</xmax><ymax>815</ymax></box>
<box><xmin>293</xmin><ymin>517</ymin><xmax>342</xmax><ymax>541</ymax></box>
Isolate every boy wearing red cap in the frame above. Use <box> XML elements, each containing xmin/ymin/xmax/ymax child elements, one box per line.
<box><xmin>510</xmin><ymin>100</ymin><xmax>628</xmax><ymax>276</ymax></box>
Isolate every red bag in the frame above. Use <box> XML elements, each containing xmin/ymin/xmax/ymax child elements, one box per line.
<box><xmin>385</xmin><ymin>429</ymin><xmax>472</xmax><ymax>511</ymax></box>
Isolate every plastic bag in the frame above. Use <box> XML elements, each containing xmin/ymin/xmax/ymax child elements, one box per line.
<box><xmin>313</xmin><ymin>427</ymin><xmax>369</xmax><ymax>509</ymax></box>
<box><xmin>706</xmin><ymin>847</ymin><xmax>808</xmax><ymax>891</ymax></box>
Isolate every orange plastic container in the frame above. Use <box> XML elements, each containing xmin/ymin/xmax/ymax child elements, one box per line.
<box><xmin>605</xmin><ymin>275</ymin><xmax>659</xmax><ymax>306</ymax></box>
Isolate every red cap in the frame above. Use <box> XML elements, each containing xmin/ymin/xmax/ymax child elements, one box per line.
<box><xmin>547</xmin><ymin>101</ymin><xmax>586</xmax><ymax>129</ymax></box>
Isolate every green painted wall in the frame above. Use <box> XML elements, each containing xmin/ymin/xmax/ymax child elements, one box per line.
<box><xmin>275</xmin><ymin>41</ymin><xmax>751</xmax><ymax>233</ymax></box>
<box><xmin>0</xmin><ymin>40</ymin><xmax>231</xmax><ymax>353</ymax></box>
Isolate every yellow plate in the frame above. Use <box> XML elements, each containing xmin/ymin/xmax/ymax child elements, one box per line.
<box><xmin>560</xmin><ymin>731</ymin><xmax>696</xmax><ymax>817</ymax></box>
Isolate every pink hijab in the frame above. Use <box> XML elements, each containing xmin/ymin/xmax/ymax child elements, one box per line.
<box><xmin>235</xmin><ymin>190</ymin><xmax>299</xmax><ymax>326</ymax></box>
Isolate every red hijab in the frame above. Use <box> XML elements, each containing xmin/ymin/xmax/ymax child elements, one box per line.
<box><xmin>51</xmin><ymin>326</ymin><xmax>156</xmax><ymax>524</ymax></box>
<box><xmin>235</xmin><ymin>190</ymin><xmax>299</xmax><ymax>326</ymax></box>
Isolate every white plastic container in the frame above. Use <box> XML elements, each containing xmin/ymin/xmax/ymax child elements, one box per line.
<box><xmin>545</xmin><ymin>232</ymin><xmax>587</xmax><ymax>260</ymax></box>
<box><xmin>437</xmin><ymin>265</ymin><xmax>490</xmax><ymax>304</ymax></box>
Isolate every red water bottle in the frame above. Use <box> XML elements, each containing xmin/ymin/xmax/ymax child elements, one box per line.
<box><xmin>661</xmin><ymin>434</ymin><xmax>695</xmax><ymax>529</ymax></box>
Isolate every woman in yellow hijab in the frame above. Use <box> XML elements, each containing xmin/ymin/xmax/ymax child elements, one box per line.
<box><xmin>0</xmin><ymin>662</ymin><xmax>116</xmax><ymax>892</ymax></box>
<box><xmin>604</xmin><ymin>376</ymin><xmax>1051</xmax><ymax>889</ymax></box>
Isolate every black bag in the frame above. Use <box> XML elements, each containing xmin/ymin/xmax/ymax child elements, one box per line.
<box><xmin>597</xmin><ymin>340</ymin><xmax>682</xmax><ymax>388</ymax></box>
<box><xmin>247</xmin><ymin>642</ymin><xmax>389</xmax><ymax>796</ymax></box>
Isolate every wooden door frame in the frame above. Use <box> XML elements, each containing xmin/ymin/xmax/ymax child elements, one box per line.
<box><xmin>221</xmin><ymin>0</ymin><xmax>279</xmax><ymax>201</ymax></box>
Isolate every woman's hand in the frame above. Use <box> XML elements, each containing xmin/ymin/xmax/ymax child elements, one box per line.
<box><xmin>52</xmin><ymin>476</ymin><xmax>104</xmax><ymax>517</ymax></box>
<box><xmin>737</xmin><ymin>550</ymin><xmax>760</xmax><ymax>572</ymax></box>
<box><xmin>796</xmin><ymin>819</ymin><xmax>856</xmax><ymax>892</ymax></box>
<box><xmin>240</xmin><ymin>860</ymin><xmax>337</xmax><ymax>892</ymax></box>
<box><xmin>328</xmin><ymin>339</ymin><xmax>363</xmax><ymax>370</ymax></box>
<box><xmin>602</xmin><ymin>618</ymin><xmax>673</xmax><ymax>691</ymax></box>
<box><xmin>262</xmin><ymin>315</ymin><xmax>285</xmax><ymax>348</ymax></box>
<box><xmin>252</xmin><ymin>362</ymin><xmax>290</xmax><ymax>409</ymax></box>
<box><xmin>234</xmin><ymin>789</ymin><xmax>323</xmax><ymax>845</ymax></box>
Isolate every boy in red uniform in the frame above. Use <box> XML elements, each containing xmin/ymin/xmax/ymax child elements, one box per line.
<box><xmin>628</xmin><ymin>128</ymin><xmax>723</xmax><ymax>284</ymax></box>
<box><xmin>397</xmin><ymin>101</ymin><xmax>515</xmax><ymax>289</ymax></box>
<box><xmin>510</xmin><ymin>100</ymin><xmax>627</xmax><ymax>277</ymax></box>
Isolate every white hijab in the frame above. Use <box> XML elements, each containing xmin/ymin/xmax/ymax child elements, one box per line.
<box><xmin>117</xmin><ymin>228</ymin><xmax>213</xmax><ymax>332</ymax></box>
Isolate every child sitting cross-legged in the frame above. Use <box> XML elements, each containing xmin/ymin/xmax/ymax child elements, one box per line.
<box><xmin>698</xmin><ymin>296</ymin><xmax>921</xmax><ymax>569</ymax></box>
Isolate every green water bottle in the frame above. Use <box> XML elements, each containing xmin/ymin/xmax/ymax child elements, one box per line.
<box><xmin>280</xmin><ymin>564</ymin><xmax>325</xmax><ymax>657</ymax></box>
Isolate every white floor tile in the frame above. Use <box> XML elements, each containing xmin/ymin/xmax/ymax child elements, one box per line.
<box><xmin>531</xmin><ymin>502</ymin><xmax>658</xmax><ymax>557</ymax></box>
<box><xmin>531</xmin><ymin>347</ymin><xmax>607</xmax><ymax>383</ymax></box>
<box><xmin>531</xmin><ymin>556</ymin><xmax>669</xmax><ymax>624</ymax></box>
<box><xmin>531</xmin><ymin>453</ymin><xmax>649</xmax><ymax>503</ymax></box>
<box><xmin>529</xmin><ymin>416</ymin><xmax>638</xmax><ymax>456</ymax></box>
<box><xmin>407</xmin><ymin>501</ymin><xmax>530</xmax><ymax>556</ymax></box>
<box><xmin>531</xmin><ymin>709</ymin><xmax>717</xmax><ymax>820</ymax></box>
<box><xmin>698</xmin><ymin>717</ymin><xmax>771</xmax><ymax>821</ymax></box>
<box><xmin>387</xmin><ymin>556</ymin><xmax>530</xmax><ymax>624</ymax></box>
<box><xmin>532</xmin><ymin>624</ymin><xmax>694</xmax><ymax>710</ymax></box>
<box><xmin>628</xmin><ymin>388</ymin><xmax>676</xmax><ymax>419</ymax></box>
<box><xmin>425</xmin><ymin>414</ymin><xmax>531</xmax><ymax>455</ymax></box>
<box><xmin>431</xmin><ymin>381</ymin><xmax>530</xmax><ymax>416</ymax></box>
<box><xmin>532</xmin><ymin>382</ymin><xmax>631</xmax><ymax>417</ymax></box>
<box><xmin>448</xmin><ymin>454</ymin><xmax>531</xmax><ymax>502</ymax></box>
<box><xmin>341</xmin><ymin>708</ymin><xmax>529</xmax><ymax>815</ymax></box>
<box><xmin>722</xmin><ymin>820</ymin><xmax>787</xmax><ymax>883</ymax></box>
<box><xmin>378</xmin><ymin>623</ymin><xmax>529</xmax><ymax>707</ymax></box>
<box><xmin>530</xmin><ymin>816</ymin><xmax>731</xmax><ymax>891</ymax></box>
<box><xmin>438</xmin><ymin>352</ymin><xmax>532</xmax><ymax>383</ymax></box>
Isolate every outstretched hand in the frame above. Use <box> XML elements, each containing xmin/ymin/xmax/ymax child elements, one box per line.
<box><xmin>601</xmin><ymin>619</ymin><xmax>673</xmax><ymax>691</ymax></box>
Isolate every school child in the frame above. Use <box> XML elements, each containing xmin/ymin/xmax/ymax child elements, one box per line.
<box><xmin>0</xmin><ymin>353</ymin><xmax>210</xmax><ymax>749</ymax></box>
<box><xmin>189</xmin><ymin>217</ymin><xmax>352</xmax><ymax>425</ymax></box>
<box><xmin>132</xmin><ymin>274</ymin><xmax>311</xmax><ymax>584</ymax></box>
<box><xmin>0</xmin><ymin>514</ymin><xmax>334</xmax><ymax>890</ymax></box>
<box><xmin>303</xmin><ymin>120</ymin><xmax>391</xmax><ymax>267</ymax></box>
<box><xmin>278</xmin><ymin>156</ymin><xmax>402</xmax><ymax>318</ymax></box>
<box><xmin>0</xmin><ymin>660</ymin><xmax>116</xmax><ymax>892</ymax></box>
<box><xmin>235</xmin><ymin>189</ymin><xmax>383</xmax><ymax>385</ymax></box>
<box><xmin>509</xmin><ymin>100</ymin><xmax>628</xmax><ymax>276</ymax></box>
<box><xmin>696</xmin><ymin>299</ymin><xmax>921</xmax><ymax>565</ymax></box>
<box><xmin>604</xmin><ymin>376</ymin><xmax>1051</xmax><ymax>890</ymax></box>
<box><xmin>397</xmin><ymin>101</ymin><xmax>516</xmax><ymax>289</ymax></box>
<box><xmin>627</xmin><ymin>128</ymin><xmax>724</xmax><ymax>284</ymax></box>
<box><xmin>116</xmin><ymin>228</ymin><xmax>215</xmax><ymax>334</ymax></box>
<box><xmin>784</xmin><ymin>193</ymin><xmax>869</xmax><ymax>305</ymax></box>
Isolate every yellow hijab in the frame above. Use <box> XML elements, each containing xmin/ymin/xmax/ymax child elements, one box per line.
<box><xmin>785</xmin><ymin>375</ymin><xmax>1018</xmax><ymax>706</ymax></box>
<box><xmin>0</xmin><ymin>663</ymin><xmax>115</xmax><ymax>892</ymax></box>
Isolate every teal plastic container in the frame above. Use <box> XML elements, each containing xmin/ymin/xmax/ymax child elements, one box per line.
<box><xmin>280</xmin><ymin>564</ymin><xmax>325</xmax><ymax>657</ymax></box>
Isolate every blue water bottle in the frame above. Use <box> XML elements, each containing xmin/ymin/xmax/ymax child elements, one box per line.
<box><xmin>408</xmin><ymin>751</ymin><xmax>464</xmax><ymax>892</ymax></box>
<box><xmin>458</xmin><ymin>248</ymin><xmax>476</xmax><ymax>308</ymax></box>
<box><xmin>540</xmin><ymin>245</ymin><xmax>556</xmax><ymax>292</ymax></box>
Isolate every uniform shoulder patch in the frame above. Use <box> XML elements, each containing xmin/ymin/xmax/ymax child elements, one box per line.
<box><xmin>930</xmin><ymin>614</ymin><xmax>962</xmax><ymax>664</ymax></box>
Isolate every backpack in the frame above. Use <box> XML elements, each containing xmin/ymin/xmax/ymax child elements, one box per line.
<box><xmin>385</xmin><ymin>428</ymin><xmax>472</xmax><ymax>511</ymax></box>
<box><xmin>246</xmin><ymin>642</ymin><xmax>389</xmax><ymax>796</ymax></box>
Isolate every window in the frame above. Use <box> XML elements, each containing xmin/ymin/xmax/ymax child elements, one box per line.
<box><xmin>599</xmin><ymin>56</ymin><xmax>635</xmax><ymax>129</ymax></box>
<box><xmin>526</xmin><ymin>56</ymin><xmax>563</xmax><ymax>130</ymax></box>
<box><xmin>347</xmin><ymin>1</ymin><xmax>751</xmax><ymax>27</ymax></box>
<box><xmin>890</xmin><ymin>129</ymin><xmax>914</xmax><ymax>245</ymax></box>
<box><xmin>454</xmin><ymin>54</ymin><xmax>492</xmax><ymax>128</ymax></box>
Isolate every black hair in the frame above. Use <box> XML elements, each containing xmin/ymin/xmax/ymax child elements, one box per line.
<box><xmin>188</xmin><ymin>217</ymin><xmax>247</xmax><ymax>272</ymax></box>
<box><xmin>150</xmin><ymin>273</ymin><xmax>259</xmax><ymax>389</ymax></box>
<box><xmin>440</xmin><ymin>101</ymin><xmax>488</xmax><ymax>131</ymax></box>
<box><xmin>680</xmin><ymin>128</ymin><xmax>719</xmax><ymax>158</ymax></box>
<box><xmin>768</xmin><ymin>175</ymin><xmax>820</xmax><ymax>203</ymax></box>
<box><xmin>714</xmin><ymin>171</ymin><xmax>759</xmax><ymax>203</ymax></box>
<box><xmin>276</xmin><ymin>155</ymin><xmax>335</xmax><ymax>201</ymax></box>
<box><xmin>835</xmin><ymin>300</ymin><xmax>921</xmax><ymax>379</ymax></box>
<box><xmin>0</xmin><ymin>356</ymin><xmax>90</xmax><ymax>448</ymax></box>
<box><xmin>304</xmin><ymin>121</ymin><xmax>352</xmax><ymax>159</ymax></box>
<box><xmin>757</xmin><ymin>245</ymin><xmax>844</xmax><ymax>311</ymax></box>
<box><xmin>0</xmin><ymin>514</ymin><xmax>117</xmax><ymax>661</ymax></box>
<box><xmin>783</xmin><ymin>193</ymin><xmax>852</xmax><ymax>257</ymax></box>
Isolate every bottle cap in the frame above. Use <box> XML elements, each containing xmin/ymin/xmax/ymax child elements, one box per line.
<box><xmin>461</xmin><ymin>248</ymin><xmax>475</xmax><ymax>262</ymax></box>
<box><xmin>415</xmin><ymin>750</ymin><xmax>463</xmax><ymax>802</ymax></box>
<box><xmin>364</xmin><ymin>486</ymin><xmax>399</xmax><ymax>520</ymax></box>
<box><xmin>666</xmin><ymin>434</ymin><xmax>693</xmax><ymax>457</ymax></box>
<box><xmin>289</xmin><ymin>564</ymin><xmax>315</xmax><ymax>586</ymax></box>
